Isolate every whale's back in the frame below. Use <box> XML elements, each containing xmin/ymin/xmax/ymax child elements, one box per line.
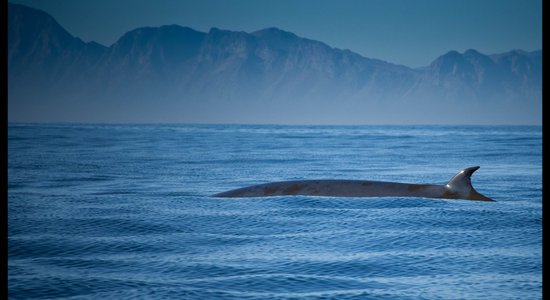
<box><xmin>212</xmin><ymin>167</ymin><xmax>494</xmax><ymax>201</ymax></box>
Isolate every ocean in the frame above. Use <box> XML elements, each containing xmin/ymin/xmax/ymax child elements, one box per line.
<box><xmin>8</xmin><ymin>124</ymin><xmax>542</xmax><ymax>299</ymax></box>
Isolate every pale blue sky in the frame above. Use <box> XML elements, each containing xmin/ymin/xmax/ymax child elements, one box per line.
<box><xmin>9</xmin><ymin>0</ymin><xmax>542</xmax><ymax>67</ymax></box>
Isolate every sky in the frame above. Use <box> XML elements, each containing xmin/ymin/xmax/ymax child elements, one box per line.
<box><xmin>8</xmin><ymin>0</ymin><xmax>542</xmax><ymax>68</ymax></box>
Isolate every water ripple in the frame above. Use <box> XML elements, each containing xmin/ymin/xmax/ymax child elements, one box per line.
<box><xmin>8</xmin><ymin>124</ymin><xmax>541</xmax><ymax>299</ymax></box>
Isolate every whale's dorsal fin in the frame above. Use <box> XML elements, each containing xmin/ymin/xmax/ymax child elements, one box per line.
<box><xmin>446</xmin><ymin>166</ymin><xmax>493</xmax><ymax>201</ymax></box>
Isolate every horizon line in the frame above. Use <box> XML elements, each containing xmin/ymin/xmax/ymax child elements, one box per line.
<box><xmin>7</xmin><ymin>121</ymin><xmax>542</xmax><ymax>127</ymax></box>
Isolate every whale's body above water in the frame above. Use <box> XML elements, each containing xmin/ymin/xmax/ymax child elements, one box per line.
<box><xmin>212</xmin><ymin>166</ymin><xmax>494</xmax><ymax>201</ymax></box>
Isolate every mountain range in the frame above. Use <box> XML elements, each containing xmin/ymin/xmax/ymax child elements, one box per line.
<box><xmin>8</xmin><ymin>3</ymin><xmax>542</xmax><ymax>124</ymax></box>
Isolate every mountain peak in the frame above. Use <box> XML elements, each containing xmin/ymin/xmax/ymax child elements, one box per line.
<box><xmin>252</xmin><ymin>27</ymin><xmax>297</xmax><ymax>38</ymax></box>
<box><xmin>464</xmin><ymin>49</ymin><xmax>481</xmax><ymax>56</ymax></box>
<box><xmin>8</xmin><ymin>2</ymin><xmax>83</xmax><ymax>48</ymax></box>
<box><xmin>429</xmin><ymin>50</ymin><xmax>468</xmax><ymax>69</ymax></box>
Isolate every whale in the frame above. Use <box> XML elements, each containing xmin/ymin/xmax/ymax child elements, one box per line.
<box><xmin>212</xmin><ymin>166</ymin><xmax>494</xmax><ymax>201</ymax></box>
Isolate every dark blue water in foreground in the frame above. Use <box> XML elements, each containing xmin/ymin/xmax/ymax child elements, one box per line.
<box><xmin>8</xmin><ymin>124</ymin><xmax>541</xmax><ymax>299</ymax></box>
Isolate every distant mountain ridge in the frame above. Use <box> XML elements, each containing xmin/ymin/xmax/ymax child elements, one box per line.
<box><xmin>8</xmin><ymin>3</ymin><xmax>542</xmax><ymax>124</ymax></box>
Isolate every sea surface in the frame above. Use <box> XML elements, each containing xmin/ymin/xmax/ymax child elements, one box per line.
<box><xmin>8</xmin><ymin>124</ymin><xmax>542</xmax><ymax>299</ymax></box>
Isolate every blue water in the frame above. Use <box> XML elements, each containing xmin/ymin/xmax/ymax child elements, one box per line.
<box><xmin>8</xmin><ymin>124</ymin><xmax>542</xmax><ymax>299</ymax></box>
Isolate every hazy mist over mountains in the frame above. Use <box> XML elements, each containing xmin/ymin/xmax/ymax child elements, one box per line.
<box><xmin>8</xmin><ymin>3</ymin><xmax>542</xmax><ymax>125</ymax></box>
